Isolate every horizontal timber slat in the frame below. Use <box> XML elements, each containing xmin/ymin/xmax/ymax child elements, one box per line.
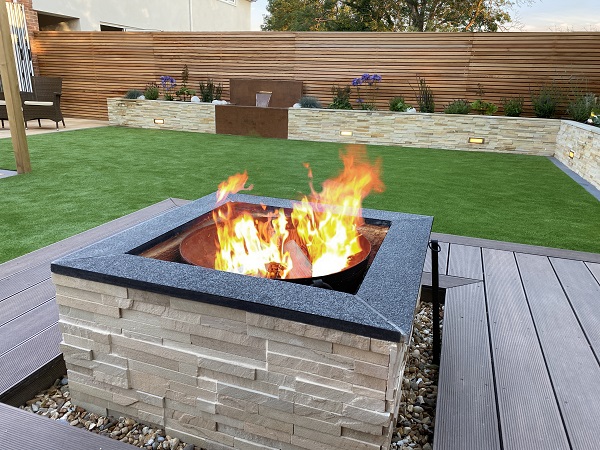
<box><xmin>32</xmin><ymin>31</ymin><xmax>600</xmax><ymax>120</ymax></box>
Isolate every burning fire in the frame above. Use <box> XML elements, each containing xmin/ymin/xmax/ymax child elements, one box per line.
<box><xmin>213</xmin><ymin>146</ymin><xmax>384</xmax><ymax>279</ymax></box>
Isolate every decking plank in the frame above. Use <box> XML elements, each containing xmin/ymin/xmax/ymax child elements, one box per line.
<box><xmin>431</xmin><ymin>232</ymin><xmax>600</xmax><ymax>263</ymax></box>
<box><xmin>0</xmin><ymin>324</ymin><xmax>62</xmax><ymax>395</ymax></box>
<box><xmin>0</xmin><ymin>263</ymin><xmax>50</xmax><ymax>302</ymax></box>
<box><xmin>517</xmin><ymin>252</ymin><xmax>600</xmax><ymax>450</ymax></box>
<box><xmin>447</xmin><ymin>244</ymin><xmax>483</xmax><ymax>280</ymax></box>
<box><xmin>0</xmin><ymin>300</ymin><xmax>58</xmax><ymax>356</ymax></box>
<box><xmin>584</xmin><ymin>261</ymin><xmax>600</xmax><ymax>284</ymax></box>
<box><xmin>0</xmin><ymin>198</ymin><xmax>182</xmax><ymax>280</ymax></box>
<box><xmin>423</xmin><ymin>241</ymin><xmax>449</xmax><ymax>274</ymax></box>
<box><xmin>482</xmin><ymin>248</ymin><xmax>570</xmax><ymax>450</ymax></box>
<box><xmin>0</xmin><ymin>402</ymin><xmax>135</xmax><ymax>450</ymax></box>
<box><xmin>0</xmin><ymin>280</ymin><xmax>56</xmax><ymax>326</ymax></box>
<box><xmin>550</xmin><ymin>257</ymin><xmax>600</xmax><ymax>358</ymax></box>
<box><xmin>433</xmin><ymin>282</ymin><xmax>500</xmax><ymax>450</ymax></box>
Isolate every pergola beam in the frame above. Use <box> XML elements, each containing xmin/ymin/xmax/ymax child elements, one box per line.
<box><xmin>0</xmin><ymin>1</ymin><xmax>30</xmax><ymax>174</ymax></box>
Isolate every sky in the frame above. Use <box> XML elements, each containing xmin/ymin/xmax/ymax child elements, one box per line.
<box><xmin>251</xmin><ymin>0</ymin><xmax>600</xmax><ymax>32</ymax></box>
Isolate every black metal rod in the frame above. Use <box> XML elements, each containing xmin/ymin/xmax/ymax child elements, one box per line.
<box><xmin>431</xmin><ymin>239</ymin><xmax>441</xmax><ymax>365</ymax></box>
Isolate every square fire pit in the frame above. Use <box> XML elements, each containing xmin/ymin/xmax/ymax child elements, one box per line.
<box><xmin>51</xmin><ymin>193</ymin><xmax>432</xmax><ymax>450</ymax></box>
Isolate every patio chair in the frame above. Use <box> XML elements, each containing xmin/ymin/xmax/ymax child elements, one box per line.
<box><xmin>0</xmin><ymin>90</ymin><xmax>35</xmax><ymax>129</ymax></box>
<box><xmin>22</xmin><ymin>76</ymin><xmax>65</xmax><ymax>130</ymax></box>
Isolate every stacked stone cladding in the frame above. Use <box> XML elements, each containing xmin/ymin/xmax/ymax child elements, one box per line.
<box><xmin>288</xmin><ymin>109</ymin><xmax>560</xmax><ymax>155</ymax></box>
<box><xmin>54</xmin><ymin>273</ymin><xmax>409</xmax><ymax>450</ymax></box>
<box><xmin>107</xmin><ymin>99</ymin><xmax>216</xmax><ymax>133</ymax></box>
<box><xmin>555</xmin><ymin>121</ymin><xmax>600</xmax><ymax>191</ymax></box>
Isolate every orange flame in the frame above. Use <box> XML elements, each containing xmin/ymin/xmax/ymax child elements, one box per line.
<box><xmin>216</xmin><ymin>171</ymin><xmax>254</xmax><ymax>203</ymax></box>
<box><xmin>213</xmin><ymin>146</ymin><xmax>383</xmax><ymax>279</ymax></box>
<box><xmin>291</xmin><ymin>145</ymin><xmax>384</xmax><ymax>276</ymax></box>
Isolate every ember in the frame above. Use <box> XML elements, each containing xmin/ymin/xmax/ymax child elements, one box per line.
<box><xmin>209</xmin><ymin>145</ymin><xmax>384</xmax><ymax>280</ymax></box>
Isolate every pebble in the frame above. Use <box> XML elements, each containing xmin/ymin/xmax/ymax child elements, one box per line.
<box><xmin>390</xmin><ymin>303</ymin><xmax>442</xmax><ymax>450</ymax></box>
<box><xmin>18</xmin><ymin>380</ymin><xmax>195</xmax><ymax>450</ymax></box>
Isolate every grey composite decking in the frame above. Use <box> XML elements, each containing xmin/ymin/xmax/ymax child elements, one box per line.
<box><xmin>2</xmin><ymin>199</ymin><xmax>600</xmax><ymax>449</ymax></box>
<box><xmin>0</xmin><ymin>402</ymin><xmax>136</xmax><ymax>450</ymax></box>
<box><xmin>432</xmin><ymin>235</ymin><xmax>600</xmax><ymax>450</ymax></box>
<box><xmin>0</xmin><ymin>198</ymin><xmax>188</xmax><ymax>405</ymax></box>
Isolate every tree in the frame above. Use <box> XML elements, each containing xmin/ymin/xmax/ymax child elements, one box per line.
<box><xmin>262</xmin><ymin>0</ymin><xmax>534</xmax><ymax>32</ymax></box>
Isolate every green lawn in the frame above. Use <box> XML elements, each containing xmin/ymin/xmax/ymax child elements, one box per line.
<box><xmin>1</xmin><ymin>126</ymin><xmax>599</xmax><ymax>264</ymax></box>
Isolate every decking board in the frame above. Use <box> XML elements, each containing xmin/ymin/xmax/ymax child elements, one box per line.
<box><xmin>586</xmin><ymin>262</ymin><xmax>600</xmax><ymax>283</ymax></box>
<box><xmin>433</xmin><ymin>282</ymin><xmax>500</xmax><ymax>450</ymax></box>
<box><xmin>0</xmin><ymin>402</ymin><xmax>135</xmax><ymax>450</ymax></box>
<box><xmin>482</xmin><ymin>248</ymin><xmax>570</xmax><ymax>450</ymax></box>
<box><xmin>423</xmin><ymin>241</ymin><xmax>449</xmax><ymax>275</ymax></box>
<box><xmin>0</xmin><ymin>263</ymin><xmax>50</xmax><ymax>301</ymax></box>
<box><xmin>517</xmin><ymin>252</ymin><xmax>600</xmax><ymax>450</ymax></box>
<box><xmin>0</xmin><ymin>324</ymin><xmax>62</xmax><ymax>395</ymax></box>
<box><xmin>0</xmin><ymin>300</ymin><xmax>58</xmax><ymax>357</ymax></box>
<box><xmin>447</xmin><ymin>244</ymin><xmax>483</xmax><ymax>280</ymax></box>
<box><xmin>550</xmin><ymin>257</ymin><xmax>600</xmax><ymax>359</ymax></box>
<box><xmin>0</xmin><ymin>280</ymin><xmax>56</xmax><ymax>327</ymax></box>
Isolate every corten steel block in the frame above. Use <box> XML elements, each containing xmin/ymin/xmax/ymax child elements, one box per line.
<box><xmin>215</xmin><ymin>105</ymin><xmax>288</xmax><ymax>139</ymax></box>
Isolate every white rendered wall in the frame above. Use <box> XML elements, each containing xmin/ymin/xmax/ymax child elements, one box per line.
<box><xmin>33</xmin><ymin>0</ymin><xmax>251</xmax><ymax>31</ymax></box>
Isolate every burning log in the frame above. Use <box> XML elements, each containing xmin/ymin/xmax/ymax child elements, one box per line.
<box><xmin>283</xmin><ymin>239</ymin><xmax>312</xmax><ymax>279</ymax></box>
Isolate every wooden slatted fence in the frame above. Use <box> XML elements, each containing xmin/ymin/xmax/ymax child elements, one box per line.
<box><xmin>32</xmin><ymin>31</ymin><xmax>600</xmax><ymax>120</ymax></box>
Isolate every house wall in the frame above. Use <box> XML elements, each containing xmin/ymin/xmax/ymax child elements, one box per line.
<box><xmin>32</xmin><ymin>0</ymin><xmax>251</xmax><ymax>31</ymax></box>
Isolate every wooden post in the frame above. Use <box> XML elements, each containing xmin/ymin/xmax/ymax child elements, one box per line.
<box><xmin>0</xmin><ymin>1</ymin><xmax>31</xmax><ymax>174</ymax></box>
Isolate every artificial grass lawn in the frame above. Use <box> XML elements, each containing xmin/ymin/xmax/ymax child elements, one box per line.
<box><xmin>1</xmin><ymin>126</ymin><xmax>599</xmax><ymax>264</ymax></box>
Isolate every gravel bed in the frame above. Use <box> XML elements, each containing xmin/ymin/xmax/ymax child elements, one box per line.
<box><xmin>20</xmin><ymin>380</ymin><xmax>195</xmax><ymax>450</ymax></box>
<box><xmin>20</xmin><ymin>303</ymin><xmax>441</xmax><ymax>450</ymax></box>
<box><xmin>391</xmin><ymin>302</ymin><xmax>442</xmax><ymax>450</ymax></box>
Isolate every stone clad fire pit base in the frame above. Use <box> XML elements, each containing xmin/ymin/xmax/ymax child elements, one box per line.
<box><xmin>51</xmin><ymin>193</ymin><xmax>432</xmax><ymax>450</ymax></box>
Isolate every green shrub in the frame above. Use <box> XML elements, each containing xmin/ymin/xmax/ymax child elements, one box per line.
<box><xmin>144</xmin><ymin>83</ymin><xmax>159</xmax><ymax>100</ymax></box>
<box><xmin>199</xmin><ymin>79</ymin><xmax>222</xmax><ymax>103</ymax></box>
<box><xmin>299</xmin><ymin>96</ymin><xmax>322</xmax><ymax>108</ymax></box>
<box><xmin>566</xmin><ymin>93</ymin><xmax>600</xmax><ymax>123</ymax></box>
<box><xmin>328</xmin><ymin>85</ymin><xmax>353</xmax><ymax>110</ymax></box>
<box><xmin>444</xmin><ymin>99</ymin><xmax>471</xmax><ymax>114</ymax></box>
<box><xmin>530</xmin><ymin>83</ymin><xmax>562</xmax><ymax>118</ymax></box>
<box><xmin>501</xmin><ymin>97</ymin><xmax>524</xmax><ymax>117</ymax></box>
<box><xmin>389</xmin><ymin>97</ymin><xmax>412</xmax><ymax>112</ymax></box>
<box><xmin>124</xmin><ymin>89</ymin><xmax>143</xmax><ymax>99</ymax></box>
<box><xmin>176</xmin><ymin>87</ymin><xmax>196</xmax><ymax>101</ymax></box>
<box><xmin>470</xmin><ymin>99</ymin><xmax>498</xmax><ymax>115</ymax></box>
<box><xmin>412</xmin><ymin>77</ymin><xmax>435</xmax><ymax>113</ymax></box>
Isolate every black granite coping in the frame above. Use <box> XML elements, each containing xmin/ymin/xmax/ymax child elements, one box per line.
<box><xmin>51</xmin><ymin>193</ymin><xmax>433</xmax><ymax>342</ymax></box>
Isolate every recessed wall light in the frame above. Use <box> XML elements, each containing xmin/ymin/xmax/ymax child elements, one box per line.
<box><xmin>468</xmin><ymin>137</ymin><xmax>485</xmax><ymax>144</ymax></box>
<box><xmin>154</xmin><ymin>118</ymin><xmax>165</xmax><ymax>125</ymax></box>
<box><xmin>340</xmin><ymin>130</ymin><xmax>353</xmax><ymax>136</ymax></box>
